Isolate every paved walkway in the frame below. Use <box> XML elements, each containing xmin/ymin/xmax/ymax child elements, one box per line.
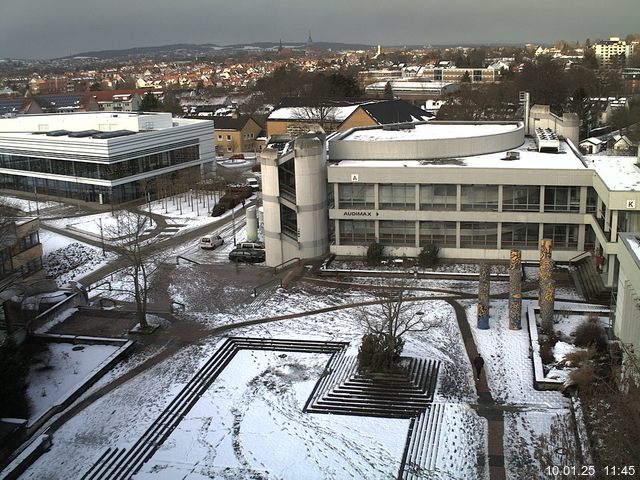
<box><xmin>447</xmin><ymin>299</ymin><xmax>506</xmax><ymax>480</ymax></box>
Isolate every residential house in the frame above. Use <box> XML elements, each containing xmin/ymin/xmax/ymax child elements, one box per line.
<box><xmin>211</xmin><ymin>116</ymin><xmax>263</xmax><ymax>155</ymax></box>
<box><xmin>579</xmin><ymin>137</ymin><xmax>605</xmax><ymax>154</ymax></box>
<box><xmin>0</xmin><ymin>217</ymin><xmax>43</xmax><ymax>281</ymax></box>
<box><xmin>266</xmin><ymin>98</ymin><xmax>433</xmax><ymax>138</ymax></box>
<box><xmin>594</xmin><ymin>37</ymin><xmax>635</xmax><ymax>67</ymax></box>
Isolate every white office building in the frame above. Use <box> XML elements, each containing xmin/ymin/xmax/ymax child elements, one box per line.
<box><xmin>0</xmin><ymin>112</ymin><xmax>214</xmax><ymax>204</ymax></box>
<box><xmin>261</xmin><ymin>121</ymin><xmax>640</xmax><ymax>290</ymax></box>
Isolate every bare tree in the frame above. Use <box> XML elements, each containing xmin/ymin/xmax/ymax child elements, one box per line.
<box><xmin>358</xmin><ymin>287</ymin><xmax>443</xmax><ymax>371</ymax></box>
<box><xmin>0</xmin><ymin>198</ymin><xmax>20</xmax><ymax>275</ymax></box>
<box><xmin>292</xmin><ymin>103</ymin><xmax>339</xmax><ymax>135</ymax></box>
<box><xmin>106</xmin><ymin>210</ymin><xmax>157</xmax><ymax>330</ymax></box>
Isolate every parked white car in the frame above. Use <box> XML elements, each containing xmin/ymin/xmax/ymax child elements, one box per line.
<box><xmin>200</xmin><ymin>234</ymin><xmax>224</xmax><ymax>250</ymax></box>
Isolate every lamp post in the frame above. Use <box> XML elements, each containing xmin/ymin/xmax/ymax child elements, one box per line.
<box><xmin>34</xmin><ymin>183</ymin><xmax>40</xmax><ymax>216</ymax></box>
<box><xmin>232</xmin><ymin>204</ymin><xmax>236</xmax><ymax>246</ymax></box>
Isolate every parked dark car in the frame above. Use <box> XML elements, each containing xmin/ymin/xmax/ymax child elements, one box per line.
<box><xmin>228</xmin><ymin>247</ymin><xmax>266</xmax><ymax>263</ymax></box>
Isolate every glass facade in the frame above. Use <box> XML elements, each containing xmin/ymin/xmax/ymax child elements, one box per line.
<box><xmin>544</xmin><ymin>186</ymin><xmax>580</xmax><ymax>212</ymax></box>
<box><xmin>461</xmin><ymin>185</ymin><xmax>499</xmax><ymax>211</ymax></box>
<box><xmin>280</xmin><ymin>205</ymin><xmax>298</xmax><ymax>239</ymax></box>
<box><xmin>339</xmin><ymin>220</ymin><xmax>375</xmax><ymax>245</ymax></box>
<box><xmin>379</xmin><ymin>184</ymin><xmax>414</xmax><ymax>210</ymax></box>
<box><xmin>1</xmin><ymin>166</ymin><xmax>200</xmax><ymax>204</ymax></box>
<box><xmin>0</xmin><ymin>144</ymin><xmax>199</xmax><ymax>181</ymax></box>
<box><xmin>502</xmin><ymin>186</ymin><xmax>540</xmax><ymax>211</ymax></box>
<box><xmin>419</xmin><ymin>221</ymin><xmax>456</xmax><ymax>247</ymax></box>
<box><xmin>338</xmin><ymin>184</ymin><xmax>374</xmax><ymax>209</ymax></box>
<box><xmin>278</xmin><ymin>157</ymin><xmax>296</xmax><ymax>202</ymax></box>
<box><xmin>379</xmin><ymin>221</ymin><xmax>415</xmax><ymax>246</ymax></box>
<box><xmin>543</xmin><ymin>224</ymin><xmax>579</xmax><ymax>249</ymax></box>
<box><xmin>501</xmin><ymin>223</ymin><xmax>539</xmax><ymax>248</ymax></box>
<box><xmin>420</xmin><ymin>184</ymin><xmax>457</xmax><ymax>210</ymax></box>
<box><xmin>460</xmin><ymin>222</ymin><xmax>498</xmax><ymax>248</ymax></box>
<box><xmin>329</xmin><ymin>181</ymin><xmax>594</xmax><ymax>253</ymax></box>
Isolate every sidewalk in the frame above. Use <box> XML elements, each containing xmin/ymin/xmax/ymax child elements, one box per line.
<box><xmin>447</xmin><ymin>299</ymin><xmax>506</xmax><ymax>480</ymax></box>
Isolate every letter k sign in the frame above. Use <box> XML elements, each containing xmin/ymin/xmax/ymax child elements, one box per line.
<box><xmin>627</xmin><ymin>200</ymin><xmax>636</xmax><ymax>209</ymax></box>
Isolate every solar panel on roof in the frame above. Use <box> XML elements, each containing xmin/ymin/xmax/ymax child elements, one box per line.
<box><xmin>91</xmin><ymin>130</ymin><xmax>136</xmax><ymax>139</ymax></box>
<box><xmin>67</xmin><ymin>130</ymin><xmax>102</xmax><ymax>138</ymax></box>
<box><xmin>45</xmin><ymin>130</ymin><xmax>71</xmax><ymax>137</ymax></box>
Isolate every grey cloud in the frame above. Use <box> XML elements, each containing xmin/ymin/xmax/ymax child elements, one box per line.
<box><xmin>0</xmin><ymin>0</ymin><xmax>637</xmax><ymax>58</ymax></box>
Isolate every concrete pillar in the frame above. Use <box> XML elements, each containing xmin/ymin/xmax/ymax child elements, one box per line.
<box><xmin>246</xmin><ymin>206</ymin><xmax>258</xmax><ymax>242</ymax></box>
<box><xmin>539</xmin><ymin>238</ymin><xmax>555</xmax><ymax>332</ymax></box>
<box><xmin>477</xmin><ymin>263</ymin><xmax>491</xmax><ymax>329</ymax></box>
<box><xmin>509</xmin><ymin>249</ymin><xmax>522</xmax><ymax>330</ymax></box>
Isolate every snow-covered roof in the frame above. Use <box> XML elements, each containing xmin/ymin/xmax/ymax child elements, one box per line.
<box><xmin>340</xmin><ymin>122</ymin><xmax>519</xmax><ymax>142</ymax></box>
<box><xmin>580</xmin><ymin>137</ymin><xmax>603</xmax><ymax>145</ymax></box>
<box><xmin>267</xmin><ymin>105</ymin><xmax>360</xmax><ymax>122</ymax></box>
<box><xmin>334</xmin><ymin>138</ymin><xmax>586</xmax><ymax>170</ymax></box>
<box><xmin>585</xmin><ymin>155</ymin><xmax>640</xmax><ymax>190</ymax></box>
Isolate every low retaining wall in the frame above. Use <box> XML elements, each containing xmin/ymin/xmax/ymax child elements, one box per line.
<box><xmin>26</xmin><ymin>335</ymin><xmax>135</xmax><ymax>436</ymax></box>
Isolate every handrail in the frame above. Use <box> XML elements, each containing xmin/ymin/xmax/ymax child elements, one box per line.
<box><xmin>253</xmin><ymin>278</ymin><xmax>283</xmax><ymax>297</ymax></box>
<box><xmin>176</xmin><ymin>255</ymin><xmax>200</xmax><ymax>265</ymax></box>
<box><xmin>89</xmin><ymin>281</ymin><xmax>112</xmax><ymax>292</ymax></box>
<box><xmin>170</xmin><ymin>301</ymin><xmax>185</xmax><ymax>314</ymax></box>
<box><xmin>569</xmin><ymin>251</ymin><xmax>592</xmax><ymax>265</ymax></box>
<box><xmin>99</xmin><ymin>298</ymin><xmax>117</xmax><ymax>309</ymax></box>
<box><xmin>273</xmin><ymin>257</ymin><xmax>300</xmax><ymax>274</ymax></box>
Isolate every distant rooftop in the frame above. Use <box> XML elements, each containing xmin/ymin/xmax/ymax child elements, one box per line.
<box><xmin>332</xmin><ymin>136</ymin><xmax>586</xmax><ymax>171</ymax></box>
<box><xmin>0</xmin><ymin>112</ymin><xmax>211</xmax><ymax>137</ymax></box>
<box><xmin>586</xmin><ymin>155</ymin><xmax>640</xmax><ymax>191</ymax></box>
<box><xmin>338</xmin><ymin>122</ymin><xmax>519</xmax><ymax>142</ymax></box>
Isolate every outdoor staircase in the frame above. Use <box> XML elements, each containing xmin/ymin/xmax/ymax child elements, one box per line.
<box><xmin>305</xmin><ymin>354</ymin><xmax>440</xmax><ymax>418</ymax></box>
<box><xmin>569</xmin><ymin>252</ymin><xmax>611</xmax><ymax>304</ymax></box>
<box><xmin>400</xmin><ymin>404</ymin><xmax>446</xmax><ymax>479</ymax></box>
<box><xmin>82</xmin><ymin>337</ymin><xmax>347</xmax><ymax>480</ymax></box>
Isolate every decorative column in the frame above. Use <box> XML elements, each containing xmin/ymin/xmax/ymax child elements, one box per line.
<box><xmin>509</xmin><ymin>249</ymin><xmax>522</xmax><ymax>330</ymax></box>
<box><xmin>539</xmin><ymin>238</ymin><xmax>555</xmax><ymax>332</ymax></box>
<box><xmin>477</xmin><ymin>263</ymin><xmax>491</xmax><ymax>329</ymax></box>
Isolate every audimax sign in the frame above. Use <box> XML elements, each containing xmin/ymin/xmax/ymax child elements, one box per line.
<box><xmin>342</xmin><ymin>211</ymin><xmax>379</xmax><ymax>217</ymax></box>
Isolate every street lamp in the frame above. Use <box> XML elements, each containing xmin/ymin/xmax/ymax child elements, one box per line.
<box><xmin>232</xmin><ymin>204</ymin><xmax>236</xmax><ymax>245</ymax></box>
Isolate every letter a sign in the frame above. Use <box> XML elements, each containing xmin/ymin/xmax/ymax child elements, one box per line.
<box><xmin>351</xmin><ymin>174</ymin><xmax>359</xmax><ymax>182</ymax></box>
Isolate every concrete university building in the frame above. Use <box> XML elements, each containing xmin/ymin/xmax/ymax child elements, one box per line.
<box><xmin>260</xmin><ymin>120</ymin><xmax>640</xmax><ymax>289</ymax></box>
<box><xmin>0</xmin><ymin>112</ymin><xmax>215</xmax><ymax>204</ymax></box>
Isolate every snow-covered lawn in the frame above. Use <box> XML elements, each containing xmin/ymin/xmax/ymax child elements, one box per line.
<box><xmin>136</xmin><ymin>350</ymin><xmax>409</xmax><ymax>480</ymax></box>
<box><xmin>43</xmin><ymin>242</ymin><xmax>115</xmax><ymax>286</ymax></box>
<box><xmin>26</xmin><ymin>342</ymin><xmax>121</xmax><ymax>421</ymax></box>
<box><xmin>17</xmin><ymin>269</ymin><xmax>589</xmax><ymax>479</ymax></box>
<box><xmin>467</xmin><ymin>300</ymin><xmax>567</xmax><ymax>407</ymax></box>
<box><xmin>45</xmin><ymin>212</ymin><xmax>121</xmax><ymax>238</ymax></box>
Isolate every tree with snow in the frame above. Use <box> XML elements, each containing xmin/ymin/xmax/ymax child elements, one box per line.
<box><xmin>106</xmin><ymin>210</ymin><xmax>158</xmax><ymax>330</ymax></box>
<box><xmin>358</xmin><ymin>287</ymin><xmax>443</xmax><ymax>372</ymax></box>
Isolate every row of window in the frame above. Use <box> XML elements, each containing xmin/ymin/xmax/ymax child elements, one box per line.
<box><xmin>338</xmin><ymin>220</ymin><xmax>586</xmax><ymax>250</ymax></box>
<box><xmin>1</xmin><ymin>165</ymin><xmax>201</xmax><ymax>204</ymax></box>
<box><xmin>216</xmin><ymin>133</ymin><xmax>256</xmax><ymax>141</ymax></box>
<box><xmin>336</xmin><ymin>184</ymin><xmax>593</xmax><ymax>213</ymax></box>
<box><xmin>0</xmin><ymin>145</ymin><xmax>199</xmax><ymax>181</ymax></box>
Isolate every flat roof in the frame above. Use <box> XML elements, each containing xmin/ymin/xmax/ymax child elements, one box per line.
<box><xmin>620</xmin><ymin>233</ymin><xmax>640</xmax><ymax>270</ymax></box>
<box><xmin>585</xmin><ymin>155</ymin><xmax>640</xmax><ymax>191</ymax></box>
<box><xmin>332</xmin><ymin>137</ymin><xmax>587</xmax><ymax>170</ymax></box>
<box><xmin>339</xmin><ymin>122</ymin><xmax>520</xmax><ymax>142</ymax></box>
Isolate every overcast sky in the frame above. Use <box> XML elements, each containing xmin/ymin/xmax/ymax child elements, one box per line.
<box><xmin>0</xmin><ymin>0</ymin><xmax>637</xmax><ymax>59</ymax></box>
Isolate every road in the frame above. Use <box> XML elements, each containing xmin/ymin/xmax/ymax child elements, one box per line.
<box><xmin>41</xmin><ymin>198</ymin><xmax>259</xmax><ymax>287</ymax></box>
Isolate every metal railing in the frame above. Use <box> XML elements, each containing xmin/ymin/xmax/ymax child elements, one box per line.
<box><xmin>273</xmin><ymin>257</ymin><xmax>301</xmax><ymax>274</ymax></box>
<box><xmin>176</xmin><ymin>256</ymin><xmax>200</xmax><ymax>265</ymax></box>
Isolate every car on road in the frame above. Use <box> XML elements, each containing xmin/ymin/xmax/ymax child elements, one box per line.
<box><xmin>238</xmin><ymin>242</ymin><xmax>264</xmax><ymax>250</ymax></box>
<box><xmin>228</xmin><ymin>247</ymin><xmax>266</xmax><ymax>263</ymax></box>
<box><xmin>200</xmin><ymin>234</ymin><xmax>224</xmax><ymax>250</ymax></box>
<box><xmin>247</xmin><ymin>177</ymin><xmax>260</xmax><ymax>192</ymax></box>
